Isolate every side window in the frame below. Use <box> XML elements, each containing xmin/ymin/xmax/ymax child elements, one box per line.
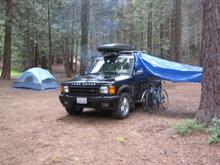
<box><xmin>116</xmin><ymin>58</ymin><xmax>131</xmax><ymax>74</ymax></box>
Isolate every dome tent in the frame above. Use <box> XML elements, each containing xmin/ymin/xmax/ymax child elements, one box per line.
<box><xmin>12</xmin><ymin>67</ymin><xmax>59</xmax><ymax>90</ymax></box>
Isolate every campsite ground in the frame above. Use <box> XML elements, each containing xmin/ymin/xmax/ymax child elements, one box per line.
<box><xmin>0</xmin><ymin>65</ymin><xmax>220</xmax><ymax>165</ymax></box>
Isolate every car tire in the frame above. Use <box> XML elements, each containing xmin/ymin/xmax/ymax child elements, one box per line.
<box><xmin>65</xmin><ymin>107</ymin><xmax>83</xmax><ymax>115</ymax></box>
<box><xmin>112</xmin><ymin>93</ymin><xmax>131</xmax><ymax>119</ymax></box>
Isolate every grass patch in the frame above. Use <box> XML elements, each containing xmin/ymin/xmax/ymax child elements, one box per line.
<box><xmin>0</xmin><ymin>69</ymin><xmax>22</xmax><ymax>77</ymax></box>
<box><xmin>175</xmin><ymin>119</ymin><xmax>220</xmax><ymax>144</ymax></box>
<box><xmin>208</xmin><ymin>119</ymin><xmax>220</xmax><ymax>144</ymax></box>
<box><xmin>174</xmin><ymin>119</ymin><xmax>205</xmax><ymax>135</ymax></box>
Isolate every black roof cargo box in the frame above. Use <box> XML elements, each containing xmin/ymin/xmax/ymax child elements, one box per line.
<box><xmin>97</xmin><ymin>43</ymin><xmax>136</xmax><ymax>53</ymax></box>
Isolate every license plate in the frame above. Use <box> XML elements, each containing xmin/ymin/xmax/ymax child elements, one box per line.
<box><xmin>76</xmin><ymin>97</ymin><xmax>87</xmax><ymax>104</ymax></box>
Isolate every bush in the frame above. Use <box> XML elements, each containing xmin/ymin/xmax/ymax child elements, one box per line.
<box><xmin>175</xmin><ymin>119</ymin><xmax>205</xmax><ymax>135</ymax></box>
<box><xmin>0</xmin><ymin>69</ymin><xmax>22</xmax><ymax>77</ymax></box>
<box><xmin>175</xmin><ymin>119</ymin><xmax>220</xmax><ymax>144</ymax></box>
<box><xmin>208</xmin><ymin>119</ymin><xmax>220</xmax><ymax>144</ymax></box>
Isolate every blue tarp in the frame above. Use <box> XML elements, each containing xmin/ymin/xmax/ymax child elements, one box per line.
<box><xmin>13</xmin><ymin>67</ymin><xmax>59</xmax><ymax>90</ymax></box>
<box><xmin>134</xmin><ymin>52</ymin><xmax>203</xmax><ymax>82</ymax></box>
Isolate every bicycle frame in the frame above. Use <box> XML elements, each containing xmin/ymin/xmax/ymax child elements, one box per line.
<box><xmin>141</xmin><ymin>79</ymin><xmax>168</xmax><ymax>111</ymax></box>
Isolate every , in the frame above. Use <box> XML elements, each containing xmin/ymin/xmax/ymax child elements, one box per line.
<box><xmin>59</xmin><ymin>43</ymin><xmax>202</xmax><ymax>119</ymax></box>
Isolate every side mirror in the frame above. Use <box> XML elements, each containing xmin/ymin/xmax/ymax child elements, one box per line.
<box><xmin>134</xmin><ymin>69</ymin><xmax>144</xmax><ymax>76</ymax></box>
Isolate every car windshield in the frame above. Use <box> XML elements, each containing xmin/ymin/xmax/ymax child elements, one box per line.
<box><xmin>90</xmin><ymin>56</ymin><xmax>133</xmax><ymax>75</ymax></box>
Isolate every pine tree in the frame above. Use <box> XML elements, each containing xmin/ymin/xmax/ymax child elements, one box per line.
<box><xmin>196</xmin><ymin>0</ymin><xmax>220</xmax><ymax>123</ymax></box>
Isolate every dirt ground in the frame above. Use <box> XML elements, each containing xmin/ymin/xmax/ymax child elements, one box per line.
<box><xmin>0</xmin><ymin>65</ymin><xmax>220</xmax><ymax>165</ymax></box>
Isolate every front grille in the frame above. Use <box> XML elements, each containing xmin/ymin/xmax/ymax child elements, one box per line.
<box><xmin>69</xmin><ymin>86</ymin><xmax>99</xmax><ymax>96</ymax></box>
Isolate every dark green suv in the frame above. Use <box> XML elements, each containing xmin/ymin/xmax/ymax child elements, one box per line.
<box><xmin>59</xmin><ymin>43</ymin><xmax>153</xmax><ymax>118</ymax></box>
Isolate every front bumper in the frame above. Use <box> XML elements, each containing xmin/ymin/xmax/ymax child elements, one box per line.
<box><xmin>59</xmin><ymin>94</ymin><xmax>120</xmax><ymax>110</ymax></box>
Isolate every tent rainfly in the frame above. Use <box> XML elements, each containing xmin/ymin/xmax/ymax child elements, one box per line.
<box><xmin>12</xmin><ymin>67</ymin><xmax>59</xmax><ymax>90</ymax></box>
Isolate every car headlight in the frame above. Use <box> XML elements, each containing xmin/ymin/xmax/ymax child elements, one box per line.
<box><xmin>100</xmin><ymin>86</ymin><xmax>116</xmax><ymax>95</ymax></box>
<box><xmin>64</xmin><ymin>86</ymin><xmax>69</xmax><ymax>93</ymax></box>
<box><xmin>100</xmin><ymin>86</ymin><xmax>108</xmax><ymax>94</ymax></box>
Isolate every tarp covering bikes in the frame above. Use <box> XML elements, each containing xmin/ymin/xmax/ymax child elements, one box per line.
<box><xmin>133</xmin><ymin>51</ymin><xmax>202</xmax><ymax>111</ymax></box>
<box><xmin>134</xmin><ymin>52</ymin><xmax>203</xmax><ymax>83</ymax></box>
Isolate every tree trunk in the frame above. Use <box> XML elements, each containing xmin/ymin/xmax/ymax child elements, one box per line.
<box><xmin>80</xmin><ymin>0</ymin><xmax>90</xmax><ymax>75</ymax></box>
<box><xmin>199</xmin><ymin>15</ymin><xmax>204</xmax><ymax>67</ymax></box>
<box><xmin>170</xmin><ymin>0</ymin><xmax>182</xmax><ymax>62</ymax></box>
<box><xmin>160</xmin><ymin>23</ymin><xmax>164</xmax><ymax>58</ymax></box>
<box><xmin>196</xmin><ymin>0</ymin><xmax>220</xmax><ymax>124</ymax></box>
<box><xmin>1</xmin><ymin>0</ymin><xmax>13</xmax><ymax>80</ymax></box>
<box><xmin>26</xmin><ymin>8</ymin><xmax>32</xmax><ymax>69</ymax></box>
<box><xmin>47</xmin><ymin>0</ymin><xmax>52</xmax><ymax>73</ymax></box>
<box><xmin>62</xmin><ymin>35</ymin><xmax>71</xmax><ymax>78</ymax></box>
<box><xmin>70</xmin><ymin>6</ymin><xmax>75</xmax><ymax>73</ymax></box>
<box><xmin>33</xmin><ymin>23</ymin><xmax>38</xmax><ymax>67</ymax></box>
<box><xmin>40</xmin><ymin>54</ymin><xmax>47</xmax><ymax>69</ymax></box>
<box><xmin>175</xmin><ymin>0</ymin><xmax>182</xmax><ymax>62</ymax></box>
<box><xmin>127</xmin><ymin>0</ymin><xmax>133</xmax><ymax>45</ymax></box>
<box><xmin>121</xmin><ymin>1</ymin><xmax>127</xmax><ymax>44</ymax></box>
<box><xmin>140</xmin><ymin>5</ymin><xmax>144</xmax><ymax>50</ymax></box>
<box><xmin>147</xmin><ymin>2</ymin><xmax>153</xmax><ymax>53</ymax></box>
<box><xmin>75</xmin><ymin>31</ymin><xmax>79</xmax><ymax>72</ymax></box>
<box><xmin>170</xmin><ymin>7</ymin><xmax>175</xmax><ymax>61</ymax></box>
<box><xmin>34</xmin><ymin>42</ymin><xmax>38</xmax><ymax>67</ymax></box>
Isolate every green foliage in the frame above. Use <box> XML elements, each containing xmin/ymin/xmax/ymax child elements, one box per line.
<box><xmin>208</xmin><ymin>119</ymin><xmax>220</xmax><ymax>144</ymax></box>
<box><xmin>3</xmin><ymin>0</ymin><xmax>67</xmax><ymax>70</ymax></box>
<box><xmin>11</xmin><ymin>69</ymin><xmax>22</xmax><ymax>77</ymax></box>
<box><xmin>175</xmin><ymin>119</ymin><xmax>220</xmax><ymax>145</ymax></box>
<box><xmin>0</xmin><ymin>0</ymin><xmax>203</xmax><ymax>73</ymax></box>
<box><xmin>0</xmin><ymin>69</ymin><xmax>22</xmax><ymax>77</ymax></box>
<box><xmin>175</xmin><ymin>119</ymin><xmax>205</xmax><ymax>135</ymax></box>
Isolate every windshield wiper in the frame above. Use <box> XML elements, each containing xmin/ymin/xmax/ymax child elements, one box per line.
<box><xmin>89</xmin><ymin>72</ymin><xmax>100</xmax><ymax>75</ymax></box>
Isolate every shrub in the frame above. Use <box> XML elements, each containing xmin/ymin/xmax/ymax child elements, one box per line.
<box><xmin>208</xmin><ymin>119</ymin><xmax>220</xmax><ymax>144</ymax></box>
<box><xmin>175</xmin><ymin>119</ymin><xmax>205</xmax><ymax>135</ymax></box>
<box><xmin>0</xmin><ymin>69</ymin><xmax>22</xmax><ymax>77</ymax></box>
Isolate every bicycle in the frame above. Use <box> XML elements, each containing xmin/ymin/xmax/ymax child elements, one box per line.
<box><xmin>141</xmin><ymin>80</ymin><xmax>169</xmax><ymax>111</ymax></box>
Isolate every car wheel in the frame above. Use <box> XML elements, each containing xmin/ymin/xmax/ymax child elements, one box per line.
<box><xmin>112</xmin><ymin>93</ymin><xmax>131</xmax><ymax>119</ymax></box>
<box><xmin>65</xmin><ymin>107</ymin><xmax>83</xmax><ymax>115</ymax></box>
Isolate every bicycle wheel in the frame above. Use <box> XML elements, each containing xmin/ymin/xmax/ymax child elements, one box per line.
<box><xmin>142</xmin><ymin>91</ymin><xmax>158</xmax><ymax>111</ymax></box>
<box><xmin>159</xmin><ymin>89</ymin><xmax>169</xmax><ymax>110</ymax></box>
<box><xmin>142</xmin><ymin>91</ymin><xmax>149</xmax><ymax>111</ymax></box>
